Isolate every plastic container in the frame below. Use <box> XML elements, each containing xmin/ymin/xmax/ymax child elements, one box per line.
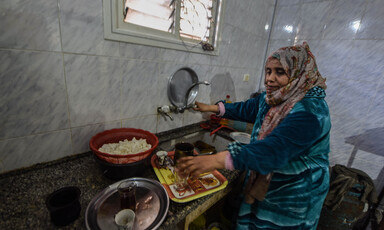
<box><xmin>90</xmin><ymin>128</ymin><xmax>159</xmax><ymax>164</ymax></box>
<box><xmin>225</xmin><ymin>95</ymin><xmax>232</xmax><ymax>103</ymax></box>
<box><xmin>46</xmin><ymin>186</ymin><xmax>81</xmax><ymax>226</ymax></box>
<box><xmin>220</xmin><ymin>95</ymin><xmax>232</xmax><ymax>126</ymax></box>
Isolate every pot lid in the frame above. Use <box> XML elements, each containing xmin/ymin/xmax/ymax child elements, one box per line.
<box><xmin>167</xmin><ymin>67</ymin><xmax>199</xmax><ymax>108</ymax></box>
<box><xmin>85</xmin><ymin>177</ymin><xmax>169</xmax><ymax>230</ymax></box>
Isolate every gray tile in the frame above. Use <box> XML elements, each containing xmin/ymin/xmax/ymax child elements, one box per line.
<box><xmin>315</xmin><ymin>40</ymin><xmax>354</xmax><ymax>79</ymax></box>
<box><xmin>71</xmin><ymin>121</ymin><xmax>121</xmax><ymax>154</ymax></box>
<box><xmin>122</xmin><ymin>115</ymin><xmax>158</xmax><ymax>134</ymax></box>
<box><xmin>0</xmin><ymin>130</ymin><xmax>72</xmax><ymax>173</ymax></box>
<box><xmin>59</xmin><ymin>0</ymin><xmax>120</xmax><ymax>55</ymax></box>
<box><xmin>0</xmin><ymin>50</ymin><xmax>69</xmax><ymax>139</ymax></box>
<box><xmin>0</xmin><ymin>0</ymin><xmax>61</xmax><ymax>51</ymax></box>
<box><xmin>356</xmin><ymin>0</ymin><xmax>384</xmax><ymax>39</ymax></box>
<box><xmin>64</xmin><ymin>54</ymin><xmax>123</xmax><ymax>126</ymax></box>
<box><xmin>271</xmin><ymin>4</ymin><xmax>300</xmax><ymax>40</ymax></box>
<box><xmin>326</xmin><ymin>79</ymin><xmax>376</xmax><ymax>120</ymax></box>
<box><xmin>343</xmin><ymin>40</ymin><xmax>384</xmax><ymax>82</ymax></box>
<box><xmin>322</xmin><ymin>0</ymin><xmax>365</xmax><ymax>39</ymax></box>
<box><xmin>295</xmin><ymin>1</ymin><xmax>332</xmax><ymax>40</ymax></box>
<box><xmin>121</xmin><ymin>60</ymin><xmax>160</xmax><ymax>118</ymax></box>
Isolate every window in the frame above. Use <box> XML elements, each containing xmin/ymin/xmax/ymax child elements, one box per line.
<box><xmin>103</xmin><ymin>0</ymin><xmax>224</xmax><ymax>55</ymax></box>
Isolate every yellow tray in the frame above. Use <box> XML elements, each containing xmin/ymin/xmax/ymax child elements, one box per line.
<box><xmin>151</xmin><ymin>151</ymin><xmax>228</xmax><ymax>203</ymax></box>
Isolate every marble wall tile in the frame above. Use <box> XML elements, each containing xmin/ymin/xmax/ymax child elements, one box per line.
<box><xmin>343</xmin><ymin>40</ymin><xmax>384</xmax><ymax>83</ymax></box>
<box><xmin>183</xmin><ymin>110</ymin><xmax>204</xmax><ymax>126</ymax></box>
<box><xmin>270</xmin><ymin>4</ymin><xmax>300</xmax><ymax>40</ymax></box>
<box><xmin>0</xmin><ymin>0</ymin><xmax>61</xmax><ymax>51</ymax></box>
<box><xmin>157</xmin><ymin>113</ymin><xmax>183</xmax><ymax>133</ymax></box>
<box><xmin>295</xmin><ymin>1</ymin><xmax>332</xmax><ymax>40</ymax></box>
<box><xmin>315</xmin><ymin>40</ymin><xmax>353</xmax><ymax>79</ymax></box>
<box><xmin>208</xmin><ymin>68</ymin><xmax>236</xmax><ymax>104</ymax></box>
<box><xmin>223</xmin><ymin>0</ymin><xmax>251</xmax><ymax>29</ymax></box>
<box><xmin>210</xmin><ymin>24</ymin><xmax>235</xmax><ymax>67</ymax></box>
<box><xmin>224</xmin><ymin>0</ymin><xmax>273</xmax><ymax>38</ymax></box>
<box><xmin>121</xmin><ymin>60</ymin><xmax>160</xmax><ymax>118</ymax></box>
<box><xmin>59</xmin><ymin>0</ymin><xmax>120</xmax><ymax>56</ymax></box>
<box><xmin>329</xmin><ymin>113</ymin><xmax>362</xmax><ymax>164</ymax></box>
<box><xmin>211</xmin><ymin>26</ymin><xmax>265</xmax><ymax>69</ymax></box>
<box><xmin>350</xmin><ymin>156</ymin><xmax>383</xmax><ymax>182</ymax></box>
<box><xmin>322</xmin><ymin>0</ymin><xmax>365</xmax><ymax>40</ymax></box>
<box><xmin>71</xmin><ymin>121</ymin><xmax>121</xmax><ymax>154</ymax></box>
<box><xmin>0</xmin><ymin>130</ymin><xmax>72</xmax><ymax>173</ymax></box>
<box><xmin>0</xmin><ymin>50</ymin><xmax>69</xmax><ymax>139</ymax></box>
<box><xmin>328</xmin><ymin>151</ymin><xmax>349</xmax><ymax>167</ymax></box>
<box><xmin>277</xmin><ymin>0</ymin><xmax>300</xmax><ymax>6</ymax></box>
<box><xmin>361</xmin><ymin>80</ymin><xmax>384</xmax><ymax>130</ymax></box>
<box><xmin>122</xmin><ymin>115</ymin><xmax>158</xmax><ymax>134</ymax></box>
<box><xmin>188</xmin><ymin>52</ymin><xmax>212</xmax><ymax>66</ymax></box>
<box><xmin>64</xmin><ymin>54</ymin><xmax>123</xmax><ymax>127</ymax></box>
<box><xmin>230</xmin><ymin>68</ymin><xmax>260</xmax><ymax>101</ymax></box>
<box><xmin>158</xmin><ymin>48</ymin><xmax>192</xmax><ymax>64</ymax></box>
<box><xmin>356</xmin><ymin>0</ymin><xmax>384</xmax><ymax>39</ymax></box>
<box><xmin>325</xmin><ymin>79</ymin><xmax>376</xmax><ymax>120</ymax></box>
<box><xmin>119</xmin><ymin>43</ymin><xmax>161</xmax><ymax>61</ymax></box>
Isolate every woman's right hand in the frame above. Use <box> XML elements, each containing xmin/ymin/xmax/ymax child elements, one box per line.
<box><xmin>193</xmin><ymin>101</ymin><xmax>219</xmax><ymax>113</ymax></box>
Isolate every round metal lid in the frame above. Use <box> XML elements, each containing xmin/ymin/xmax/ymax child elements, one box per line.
<box><xmin>85</xmin><ymin>177</ymin><xmax>169</xmax><ymax>230</ymax></box>
<box><xmin>167</xmin><ymin>67</ymin><xmax>199</xmax><ymax>108</ymax></box>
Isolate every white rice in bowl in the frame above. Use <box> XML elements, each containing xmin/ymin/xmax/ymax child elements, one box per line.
<box><xmin>98</xmin><ymin>137</ymin><xmax>152</xmax><ymax>155</ymax></box>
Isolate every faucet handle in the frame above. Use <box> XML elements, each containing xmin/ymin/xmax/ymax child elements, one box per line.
<box><xmin>160</xmin><ymin>105</ymin><xmax>171</xmax><ymax>113</ymax></box>
<box><xmin>157</xmin><ymin>105</ymin><xmax>175</xmax><ymax>121</ymax></box>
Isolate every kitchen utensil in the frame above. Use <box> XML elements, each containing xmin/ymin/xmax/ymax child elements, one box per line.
<box><xmin>151</xmin><ymin>152</ymin><xmax>228</xmax><ymax>203</ymax></box>
<box><xmin>173</xmin><ymin>142</ymin><xmax>194</xmax><ymax>191</ymax></box>
<box><xmin>90</xmin><ymin>128</ymin><xmax>158</xmax><ymax>164</ymax></box>
<box><xmin>85</xmin><ymin>178</ymin><xmax>169</xmax><ymax>230</ymax></box>
<box><xmin>167</xmin><ymin>67</ymin><xmax>199</xmax><ymax>110</ymax></box>
<box><xmin>117</xmin><ymin>181</ymin><xmax>137</xmax><ymax>211</ymax></box>
<box><xmin>114</xmin><ymin>209</ymin><xmax>135</xmax><ymax>230</ymax></box>
<box><xmin>46</xmin><ymin>186</ymin><xmax>81</xmax><ymax>226</ymax></box>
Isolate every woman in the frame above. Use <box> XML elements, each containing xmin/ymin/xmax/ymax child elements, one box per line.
<box><xmin>177</xmin><ymin>42</ymin><xmax>331</xmax><ymax>229</ymax></box>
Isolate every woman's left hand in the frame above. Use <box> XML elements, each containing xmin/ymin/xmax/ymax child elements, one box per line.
<box><xmin>176</xmin><ymin>151</ymin><xmax>228</xmax><ymax>178</ymax></box>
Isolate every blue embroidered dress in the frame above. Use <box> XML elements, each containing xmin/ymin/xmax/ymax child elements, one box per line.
<box><xmin>224</xmin><ymin>87</ymin><xmax>331</xmax><ymax>229</ymax></box>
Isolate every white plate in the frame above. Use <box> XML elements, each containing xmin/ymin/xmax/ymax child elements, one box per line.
<box><xmin>230</xmin><ymin>132</ymin><xmax>251</xmax><ymax>144</ymax></box>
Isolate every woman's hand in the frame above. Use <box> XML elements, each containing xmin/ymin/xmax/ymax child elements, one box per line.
<box><xmin>193</xmin><ymin>101</ymin><xmax>219</xmax><ymax>113</ymax></box>
<box><xmin>176</xmin><ymin>151</ymin><xmax>228</xmax><ymax>178</ymax></box>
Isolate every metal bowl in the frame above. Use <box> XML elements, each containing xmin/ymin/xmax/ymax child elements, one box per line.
<box><xmin>85</xmin><ymin>178</ymin><xmax>169</xmax><ymax>230</ymax></box>
<box><xmin>167</xmin><ymin>67</ymin><xmax>199</xmax><ymax>108</ymax></box>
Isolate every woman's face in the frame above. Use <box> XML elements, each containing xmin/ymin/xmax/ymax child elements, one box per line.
<box><xmin>265</xmin><ymin>58</ymin><xmax>289</xmax><ymax>95</ymax></box>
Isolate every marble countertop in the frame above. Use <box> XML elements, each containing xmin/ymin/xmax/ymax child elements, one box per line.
<box><xmin>0</xmin><ymin>123</ymin><xmax>242</xmax><ymax>230</ymax></box>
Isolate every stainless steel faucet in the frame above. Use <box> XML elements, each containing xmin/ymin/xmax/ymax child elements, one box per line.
<box><xmin>178</xmin><ymin>81</ymin><xmax>210</xmax><ymax>113</ymax></box>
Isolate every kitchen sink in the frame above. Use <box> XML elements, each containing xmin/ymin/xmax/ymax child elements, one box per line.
<box><xmin>158</xmin><ymin>131</ymin><xmax>232</xmax><ymax>154</ymax></box>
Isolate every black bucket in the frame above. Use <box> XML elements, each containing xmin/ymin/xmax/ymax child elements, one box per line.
<box><xmin>46</xmin><ymin>186</ymin><xmax>81</xmax><ymax>226</ymax></box>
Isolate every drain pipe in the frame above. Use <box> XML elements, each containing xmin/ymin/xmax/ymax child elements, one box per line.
<box><xmin>256</xmin><ymin>0</ymin><xmax>278</xmax><ymax>93</ymax></box>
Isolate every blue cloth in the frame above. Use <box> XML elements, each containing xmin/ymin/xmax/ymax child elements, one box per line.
<box><xmin>224</xmin><ymin>87</ymin><xmax>331</xmax><ymax>229</ymax></box>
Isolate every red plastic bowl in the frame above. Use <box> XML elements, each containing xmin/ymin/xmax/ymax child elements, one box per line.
<box><xmin>89</xmin><ymin>128</ymin><xmax>158</xmax><ymax>164</ymax></box>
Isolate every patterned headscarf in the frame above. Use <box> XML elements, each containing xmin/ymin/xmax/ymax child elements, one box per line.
<box><xmin>258</xmin><ymin>41</ymin><xmax>326</xmax><ymax>140</ymax></box>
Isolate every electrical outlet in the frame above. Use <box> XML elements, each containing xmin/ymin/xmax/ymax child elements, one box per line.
<box><xmin>243</xmin><ymin>74</ymin><xmax>250</xmax><ymax>82</ymax></box>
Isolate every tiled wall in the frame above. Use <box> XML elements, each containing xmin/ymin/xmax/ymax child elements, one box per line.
<box><xmin>1</xmin><ymin>0</ymin><xmax>383</xmax><ymax>195</ymax></box>
<box><xmin>267</xmin><ymin>0</ymin><xmax>384</xmax><ymax>193</ymax></box>
<box><xmin>0</xmin><ymin>0</ymin><xmax>274</xmax><ymax>172</ymax></box>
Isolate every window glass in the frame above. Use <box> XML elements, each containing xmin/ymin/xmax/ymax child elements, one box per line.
<box><xmin>103</xmin><ymin>0</ymin><xmax>224</xmax><ymax>54</ymax></box>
